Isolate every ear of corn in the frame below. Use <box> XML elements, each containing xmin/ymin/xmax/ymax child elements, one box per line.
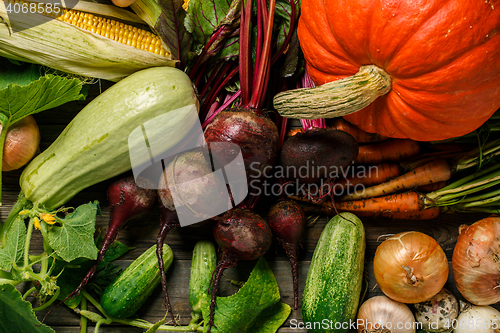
<box><xmin>0</xmin><ymin>0</ymin><xmax>177</xmax><ymax>81</ymax></box>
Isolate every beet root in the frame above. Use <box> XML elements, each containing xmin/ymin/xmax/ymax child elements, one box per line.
<box><xmin>156</xmin><ymin>203</ymin><xmax>180</xmax><ymax>325</ymax></box>
<box><xmin>158</xmin><ymin>149</ymin><xmax>230</xmax><ymax>218</ymax></box>
<box><xmin>213</xmin><ymin>208</ymin><xmax>273</xmax><ymax>261</ymax></box>
<box><xmin>279</xmin><ymin>128</ymin><xmax>359</xmax><ymax>184</ymax></box>
<box><xmin>207</xmin><ymin>208</ymin><xmax>273</xmax><ymax>332</ymax></box>
<box><xmin>204</xmin><ymin>108</ymin><xmax>280</xmax><ymax>180</ymax></box>
<box><xmin>267</xmin><ymin>199</ymin><xmax>306</xmax><ymax>310</ymax></box>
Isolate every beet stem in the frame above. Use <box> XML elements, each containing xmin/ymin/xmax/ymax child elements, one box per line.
<box><xmin>156</xmin><ymin>209</ymin><xmax>180</xmax><ymax>326</ymax></box>
<box><xmin>207</xmin><ymin>248</ymin><xmax>238</xmax><ymax>333</ymax></box>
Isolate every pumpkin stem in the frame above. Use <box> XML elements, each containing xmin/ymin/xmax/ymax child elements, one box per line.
<box><xmin>273</xmin><ymin>65</ymin><xmax>392</xmax><ymax>119</ymax></box>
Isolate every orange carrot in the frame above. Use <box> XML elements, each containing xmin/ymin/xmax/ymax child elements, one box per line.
<box><xmin>356</xmin><ymin>138</ymin><xmax>421</xmax><ymax>165</ymax></box>
<box><xmin>330</xmin><ymin>118</ymin><xmax>388</xmax><ymax>143</ymax></box>
<box><xmin>341</xmin><ymin>159</ymin><xmax>452</xmax><ymax>201</ymax></box>
<box><xmin>353</xmin><ymin>206</ymin><xmax>441</xmax><ymax>220</ymax></box>
<box><xmin>287</xmin><ymin>128</ymin><xmax>303</xmax><ymax>136</ymax></box>
<box><xmin>336</xmin><ymin>162</ymin><xmax>401</xmax><ymax>188</ymax></box>
<box><xmin>416</xmin><ymin>181</ymin><xmax>447</xmax><ymax>193</ymax></box>
<box><xmin>289</xmin><ymin>192</ymin><xmax>440</xmax><ymax>220</ymax></box>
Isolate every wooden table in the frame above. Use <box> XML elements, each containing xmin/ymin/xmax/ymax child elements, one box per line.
<box><xmin>2</xmin><ymin>81</ymin><xmax>493</xmax><ymax>332</ymax></box>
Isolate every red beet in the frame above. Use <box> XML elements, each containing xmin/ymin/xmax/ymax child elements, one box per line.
<box><xmin>267</xmin><ymin>199</ymin><xmax>306</xmax><ymax>310</ymax></box>
<box><xmin>156</xmin><ymin>149</ymin><xmax>228</xmax><ymax>325</ymax></box>
<box><xmin>204</xmin><ymin>107</ymin><xmax>280</xmax><ymax>180</ymax></box>
<box><xmin>280</xmin><ymin>128</ymin><xmax>359</xmax><ymax>184</ymax></box>
<box><xmin>208</xmin><ymin>208</ymin><xmax>273</xmax><ymax>332</ymax></box>
<box><xmin>65</xmin><ymin>176</ymin><xmax>157</xmax><ymax>301</ymax></box>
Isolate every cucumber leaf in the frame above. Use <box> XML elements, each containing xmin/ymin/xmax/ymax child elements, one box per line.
<box><xmin>0</xmin><ymin>216</ymin><xmax>26</xmax><ymax>270</ymax></box>
<box><xmin>54</xmin><ymin>239</ymin><xmax>132</xmax><ymax>308</ymax></box>
<box><xmin>200</xmin><ymin>257</ymin><xmax>281</xmax><ymax>333</ymax></box>
<box><xmin>0</xmin><ymin>284</ymin><xmax>55</xmax><ymax>333</ymax></box>
<box><xmin>242</xmin><ymin>302</ymin><xmax>291</xmax><ymax>333</ymax></box>
<box><xmin>47</xmin><ymin>201</ymin><xmax>100</xmax><ymax>262</ymax></box>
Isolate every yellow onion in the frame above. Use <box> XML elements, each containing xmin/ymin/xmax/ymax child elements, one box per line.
<box><xmin>357</xmin><ymin>295</ymin><xmax>417</xmax><ymax>333</ymax></box>
<box><xmin>2</xmin><ymin>116</ymin><xmax>40</xmax><ymax>172</ymax></box>
<box><xmin>452</xmin><ymin>217</ymin><xmax>500</xmax><ymax>305</ymax></box>
<box><xmin>373</xmin><ymin>231</ymin><xmax>448</xmax><ymax>303</ymax></box>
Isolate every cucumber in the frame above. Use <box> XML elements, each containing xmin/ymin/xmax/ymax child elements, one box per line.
<box><xmin>20</xmin><ymin>66</ymin><xmax>199</xmax><ymax>210</ymax></box>
<box><xmin>302</xmin><ymin>212</ymin><xmax>365</xmax><ymax>333</ymax></box>
<box><xmin>101</xmin><ymin>243</ymin><xmax>174</xmax><ymax>319</ymax></box>
<box><xmin>188</xmin><ymin>240</ymin><xmax>217</xmax><ymax>315</ymax></box>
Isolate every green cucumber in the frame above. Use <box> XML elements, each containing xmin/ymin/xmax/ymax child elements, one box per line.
<box><xmin>302</xmin><ymin>212</ymin><xmax>365</xmax><ymax>333</ymax></box>
<box><xmin>20</xmin><ymin>66</ymin><xmax>199</xmax><ymax>210</ymax></box>
<box><xmin>188</xmin><ymin>240</ymin><xmax>217</xmax><ymax>315</ymax></box>
<box><xmin>101</xmin><ymin>244</ymin><xmax>173</xmax><ymax>319</ymax></box>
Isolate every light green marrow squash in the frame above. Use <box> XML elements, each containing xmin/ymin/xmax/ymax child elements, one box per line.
<box><xmin>302</xmin><ymin>212</ymin><xmax>365</xmax><ymax>333</ymax></box>
<box><xmin>20</xmin><ymin>66</ymin><xmax>199</xmax><ymax>209</ymax></box>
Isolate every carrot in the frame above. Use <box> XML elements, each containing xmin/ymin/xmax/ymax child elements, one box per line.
<box><xmin>341</xmin><ymin>159</ymin><xmax>452</xmax><ymax>201</ymax></box>
<box><xmin>416</xmin><ymin>181</ymin><xmax>447</xmax><ymax>193</ymax></box>
<box><xmin>336</xmin><ymin>162</ymin><xmax>401</xmax><ymax>188</ymax></box>
<box><xmin>298</xmin><ymin>198</ymin><xmax>440</xmax><ymax>220</ymax></box>
<box><xmin>355</xmin><ymin>138</ymin><xmax>421</xmax><ymax>165</ymax></box>
<box><xmin>330</xmin><ymin>118</ymin><xmax>388</xmax><ymax>143</ymax></box>
<box><xmin>287</xmin><ymin>128</ymin><xmax>303</xmax><ymax>136</ymax></box>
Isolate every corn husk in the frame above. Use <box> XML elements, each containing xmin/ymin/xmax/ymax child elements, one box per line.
<box><xmin>0</xmin><ymin>0</ymin><xmax>177</xmax><ymax>81</ymax></box>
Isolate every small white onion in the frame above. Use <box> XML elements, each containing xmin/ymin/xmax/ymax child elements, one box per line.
<box><xmin>454</xmin><ymin>302</ymin><xmax>500</xmax><ymax>333</ymax></box>
<box><xmin>357</xmin><ymin>295</ymin><xmax>417</xmax><ymax>333</ymax></box>
<box><xmin>413</xmin><ymin>288</ymin><xmax>459</xmax><ymax>333</ymax></box>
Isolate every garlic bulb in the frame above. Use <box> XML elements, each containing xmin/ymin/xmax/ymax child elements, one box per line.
<box><xmin>454</xmin><ymin>301</ymin><xmax>500</xmax><ymax>333</ymax></box>
<box><xmin>357</xmin><ymin>295</ymin><xmax>417</xmax><ymax>333</ymax></box>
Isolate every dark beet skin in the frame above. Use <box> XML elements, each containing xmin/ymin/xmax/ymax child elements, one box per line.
<box><xmin>267</xmin><ymin>200</ymin><xmax>306</xmax><ymax>244</ymax></box>
<box><xmin>280</xmin><ymin>128</ymin><xmax>359</xmax><ymax>184</ymax></box>
<box><xmin>213</xmin><ymin>208</ymin><xmax>273</xmax><ymax>261</ymax></box>
<box><xmin>267</xmin><ymin>200</ymin><xmax>306</xmax><ymax>310</ymax></box>
<box><xmin>208</xmin><ymin>208</ymin><xmax>273</xmax><ymax>332</ymax></box>
<box><xmin>204</xmin><ymin>108</ymin><xmax>280</xmax><ymax>180</ymax></box>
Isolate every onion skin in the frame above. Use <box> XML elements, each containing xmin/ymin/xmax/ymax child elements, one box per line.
<box><xmin>413</xmin><ymin>288</ymin><xmax>459</xmax><ymax>333</ymax></box>
<box><xmin>111</xmin><ymin>0</ymin><xmax>136</xmax><ymax>7</ymax></box>
<box><xmin>452</xmin><ymin>217</ymin><xmax>500</xmax><ymax>306</ymax></box>
<box><xmin>3</xmin><ymin>116</ymin><xmax>41</xmax><ymax>172</ymax></box>
<box><xmin>373</xmin><ymin>231</ymin><xmax>449</xmax><ymax>304</ymax></box>
<box><xmin>357</xmin><ymin>295</ymin><xmax>416</xmax><ymax>333</ymax></box>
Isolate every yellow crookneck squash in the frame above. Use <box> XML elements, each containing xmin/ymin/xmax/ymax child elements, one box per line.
<box><xmin>274</xmin><ymin>0</ymin><xmax>500</xmax><ymax>141</ymax></box>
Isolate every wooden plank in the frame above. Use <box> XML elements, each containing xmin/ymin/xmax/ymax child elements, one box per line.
<box><xmin>1</xmin><ymin>81</ymin><xmax>495</xmax><ymax>333</ymax></box>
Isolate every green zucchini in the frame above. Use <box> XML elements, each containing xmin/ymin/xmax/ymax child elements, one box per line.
<box><xmin>101</xmin><ymin>243</ymin><xmax>173</xmax><ymax>319</ymax></box>
<box><xmin>302</xmin><ymin>212</ymin><xmax>365</xmax><ymax>333</ymax></box>
<box><xmin>188</xmin><ymin>240</ymin><xmax>217</xmax><ymax>315</ymax></box>
<box><xmin>20</xmin><ymin>66</ymin><xmax>199</xmax><ymax>210</ymax></box>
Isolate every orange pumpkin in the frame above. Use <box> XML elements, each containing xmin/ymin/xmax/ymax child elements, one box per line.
<box><xmin>275</xmin><ymin>0</ymin><xmax>500</xmax><ymax>141</ymax></box>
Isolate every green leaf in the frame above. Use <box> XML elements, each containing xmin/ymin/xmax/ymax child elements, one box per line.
<box><xmin>0</xmin><ymin>61</ymin><xmax>41</xmax><ymax>90</ymax></box>
<box><xmin>200</xmin><ymin>257</ymin><xmax>281</xmax><ymax>333</ymax></box>
<box><xmin>0</xmin><ymin>73</ymin><xmax>85</xmax><ymax>125</ymax></box>
<box><xmin>0</xmin><ymin>284</ymin><xmax>55</xmax><ymax>333</ymax></box>
<box><xmin>47</xmin><ymin>202</ymin><xmax>100</xmax><ymax>262</ymax></box>
<box><xmin>241</xmin><ymin>302</ymin><xmax>291</xmax><ymax>333</ymax></box>
<box><xmin>0</xmin><ymin>216</ymin><xmax>26</xmax><ymax>270</ymax></box>
<box><xmin>54</xmin><ymin>239</ymin><xmax>132</xmax><ymax>308</ymax></box>
<box><xmin>185</xmin><ymin>0</ymin><xmax>234</xmax><ymax>45</ymax></box>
